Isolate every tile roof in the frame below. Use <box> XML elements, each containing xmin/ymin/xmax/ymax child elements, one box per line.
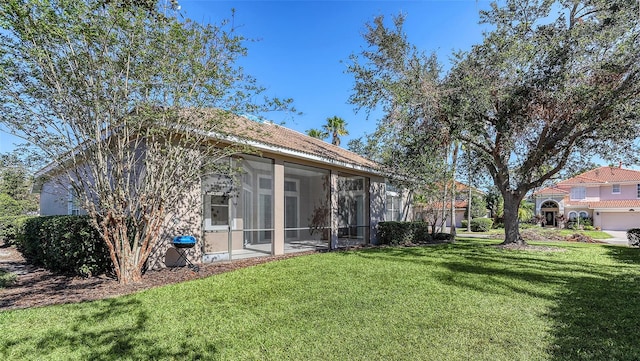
<box><xmin>535</xmin><ymin>166</ymin><xmax>640</xmax><ymax>196</ymax></box>
<box><xmin>565</xmin><ymin>199</ymin><xmax>640</xmax><ymax>209</ymax></box>
<box><xmin>560</xmin><ymin>166</ymin><xmax>640</xmax><ymax>185</ymax></box>
<box><xmin>191</xmin><ymin>109</ymin><xmax>380</xmax><ymax>172</ymax></box>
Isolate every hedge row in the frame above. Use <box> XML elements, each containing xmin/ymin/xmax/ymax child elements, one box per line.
<box><xmin>17</xmin><ymin>216</ymin><xmax>113</xmax><ymax>277</ymax></box>
<box><xmin>460</xmin><ymin>218</ymin><xmax>494</xmax><ymax>232</ymax></box>
<box><xmin>377</xmin><ymin>221</ymin><xmax>453</xmax><ymax>245</ymax></box>
<box><xmin>0</xmin><ymin>215</ymin><xmax>33</xmax><ymax>246</ymax></box>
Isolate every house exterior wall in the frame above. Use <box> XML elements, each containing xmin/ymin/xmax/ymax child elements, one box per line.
<box><xmin>38</xmin><ymin>148</ymin><xmax>393</xmax><ymax>267</ymax></box>
<box><xmin>40</xmin><ymin>179</ymin><xmax>71</xmax><ymax>216</ymax></box>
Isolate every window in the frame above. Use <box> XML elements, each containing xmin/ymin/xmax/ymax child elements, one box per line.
<box><xmin>259</xmin><ymin>177</ymin><xmax>272</xmax><ymax>190</ymax></box>
<box><xmin>386</xmin><ymin>193</ymin><xmax>402</xmax><ymax>221</ymax></box>
<box><xmin>204</xmin><ymin>194</ymin><xmax>229</xmax><ymax>230</ymax></box>
<box><xmin>612</xmin><ymin>184</ymin><xmax>620</xmax><ymax>194</ymax></box>
<box><xmin>637</xmin><ymin>184</ymin><xmax>640</xmax><ymax>198</ymax></box>
<box><xmin>67</xmin><ymin>186</ymin><xmax>81</xmax><ymax>215</ymax></box>
<box><xmin>570</xmin><ymin>187</ymin><xmax>586</xmax><ymax>200</ymax></box>
<box><xmin>579</xmin><ymin>211</ymin><xmax>588</xmax><ymax>219</ymax></box>
<box><xmin>568</xmin><ymin>211</ymin><xmax>577</xmax><ymax>221</ymax></box>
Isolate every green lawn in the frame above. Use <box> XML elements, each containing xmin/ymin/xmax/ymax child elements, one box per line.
<box><xmin>1</xmin><ymin>240</ymin><xmax>639</xmax><ymax>360</ymax></box>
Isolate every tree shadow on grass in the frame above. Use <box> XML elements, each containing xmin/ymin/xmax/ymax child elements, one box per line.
<box><xmin>0</xmin><ymin>297</ymin><xmax>220</xmax><ymax>360</ymax></box>
<box><xmin>545</xmin><ymin>271</ymin><xmax>640</xmax><ymax>359</ymax></box>
<box><xmin>349</xmin><ymin>243</ymin><xmax>640</xmax><ymax>359</ymax></box>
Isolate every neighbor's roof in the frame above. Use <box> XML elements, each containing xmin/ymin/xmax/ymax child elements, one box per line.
<box><xmin>535</xmin><ymin>166</ymin><xmax>640</xmax><ymax>196</ymax></box>
<box><xmin>559</xmin><ymin>166</ymin><xmax>640</xmax><ymax>185</ymax></box>
<box><xmin>564</xmin><ymin>199</ymin><xmax>640</xmax><ymax>209</ymax></box>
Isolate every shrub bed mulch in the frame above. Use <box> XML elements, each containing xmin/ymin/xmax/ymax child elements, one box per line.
<box><xmin>0</xmin><ymin>241</ymin><xmax>315</xmax><ymax>311</ymax></box>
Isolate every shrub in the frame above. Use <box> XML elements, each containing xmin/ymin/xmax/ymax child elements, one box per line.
<box><xmin>468</xmin><ymin>218</ymin><xmax>493</xmax><ymax>232</ymax></box>
<box><xmin>583</xmin><ymin>225</ymin><xmax>595</xmax><ymax>231</ymax></box>
<box><xmin>0</xmin><ymin>215</ymin><xmax>33</xmax><ymax>245</ymax></box>
<box><xmin>377</xmin><ymin>222</ymin><xmax>434</xmax><ymax>245</ymax></box>
<box><xmin>411</xmin><ymin>222</ymin><xmax>433</xmax><ymax>243</ymax></box>
<box><xmin>17</xmin><ymin>216</ymin><xmax>112</xmax><ymax>277</ymax></box>
<box><xmin>0</xmin><ymin>269</ymin><xmax>17</xmax><ymax>288</ymax></box>
<box><xmin>461</xmin><ymin>220</ymin><xmax>468</xmax><ymax>230</ymax></box>
<box><xmin>377</xmin><ymin>222</ymin><xmax>413</xmax><ymax>245</ymax></box>
<box><xmin>0</xmin><ymin>193</ymin><xmax>23</xmax><ymax>217</ymax></box>
<box><xmin>627</xmin><ymin>228</ymin><xmax>640</xmax><ymax>248</ymax></box>
<box><xmin>433</xmin><ymin>232</ymin><xmax>454</xmax><ymax>242</ymax></box>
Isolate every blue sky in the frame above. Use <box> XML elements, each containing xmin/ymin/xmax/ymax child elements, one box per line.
<box><xmin>0</xmin><ymin>0</ymin><xmax>493</xmax><ymax>154</ymax></box>
<box><xmin>181</xmin><ymin>0</ymin><xmax>492</xmax><ymax>145</ymax></box>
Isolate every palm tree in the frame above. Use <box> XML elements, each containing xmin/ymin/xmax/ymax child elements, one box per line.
<box><xmin>323</xmin><ymin>116</ymin><xmax>349</xmax><ymax>146</ymax></box>
<box><xmin>306</xmin><ymin>128</ymin><xmax>328</xmax><ymax>139</ymax></box>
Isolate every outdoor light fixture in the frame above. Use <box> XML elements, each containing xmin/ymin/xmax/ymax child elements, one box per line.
<box><xmin>630</xmin><ymin>209</ymin><xmax>635</xmax><ymax>212</ymax></box>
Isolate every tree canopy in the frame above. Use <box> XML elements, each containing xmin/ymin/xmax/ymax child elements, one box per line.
<box><xmin>0</xmin><ymin>0</ymin><xmax>292</xmax><ymax>283</ymax></box>
<box><xmin>348</xmin><ymin>0</ymin><xmax>640</xmax><ymax>245</ymax></box>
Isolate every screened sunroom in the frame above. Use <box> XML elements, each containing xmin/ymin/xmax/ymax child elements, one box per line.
<box><xmin>200</xmin><ymin>152</ymin><xmax>383</xmax><ymax>262</ymax></box>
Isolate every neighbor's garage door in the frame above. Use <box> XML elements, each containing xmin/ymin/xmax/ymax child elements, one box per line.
<box><xmin>600</xmin><ymin>213</ymin><xmax>640</xmax><ymax>231</ymax></box>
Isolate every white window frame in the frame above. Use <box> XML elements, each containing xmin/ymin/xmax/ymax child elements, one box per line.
<box><xmin>203</xmin><ymin>194</ymin><xmax>230</xmax><ymax>231</ymax></box>
<box><xmin>612</xmin><ymin>184</ymin><xmax>621</xmax><ymax>194</ymax></box>
<box><xmin>386</xmin><ymin>190</ymin><xmax>402</xmax><ymax>222</ymax></box>
<box><xmin>67</xmin><ymin>186</ymin><xmax>81</xmax><ymax>215</ymax></box>
<box><xmin>579</xmin><ymin>211</ymin><xmax>589</xmax><ymax>219</ymax></box>
<box><xmin>570</xmin><ymin>186</ymin><xmax>586</xmax><ymax>200</ymax></box>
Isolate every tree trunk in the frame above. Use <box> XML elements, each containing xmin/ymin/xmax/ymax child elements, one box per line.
<box><xmin>450</xmin><ymin>143</ymin><xmax>459</xmax><ymax>237</ymax></box>
<box><xmin>467</xmin><ymin>174</ymin><xmax>472</xmax><ymax>232</ymax></box>
<box><xmin>501</xmin><ymin>192</ymin><xmax>526</xmax><ymax>246</ymax></box>
<box><xmin>101</xmin><ymin>216</ymin><xmax>145</xmax><ymax>284</ymax></box>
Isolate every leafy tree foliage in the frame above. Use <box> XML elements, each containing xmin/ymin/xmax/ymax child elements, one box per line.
<box><xmin>306</xmin><ymin>128</ymin><xmax>328</xmax><ymax>139</ymax></box>
<box><xmin>323</xmin><ymin>116</ymin><xmax>349</xmax><ymax>146</ymax></box>
<box><xmin>349</xmin><ymin>1</ymin><xmax>640</xmax><ymax>245</ymax></box>
<box><xmin>0</xmin><ymin>0</ymin><xmax>292</xmax><ymax>283</ymax></box>
<box><xmin>0</xmin><ymin>151</ymin><xmax>38</xmax><ymax>216</ymax></box>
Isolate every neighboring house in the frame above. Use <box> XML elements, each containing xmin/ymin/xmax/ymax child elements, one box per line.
<box><xmin>413</xmin><ymin>181</ymin><xmax>485</xmax><ymax>228</ymax></box>
<box><xmin>534</xmin><ymin>166</ymin><xmax>640</xmax><ymax>231</ymax></box>
<box><xmin>37</xmin><ymin>111</ymin><xmax>413</xmax><ymax>268</ymax></box>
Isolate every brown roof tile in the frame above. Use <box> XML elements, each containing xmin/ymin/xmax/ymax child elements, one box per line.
<box><xmin>535</xmin><ymin>166</ymin><xmax>640</xmax><ymax>196</ymax></box>
<box><xmin>565</xmin><ymin>199</ymin><xmax>640</xmax><ymax>209</ymax></box>
<box><xmin>560</xmin><ymin>166</ymin><xmax>640</xmax><ymax>184</ymax></box>
<box><xmin>188</xmin><ymin>109</ymin><xmax>379</xmax><ymax>171</ymax></box>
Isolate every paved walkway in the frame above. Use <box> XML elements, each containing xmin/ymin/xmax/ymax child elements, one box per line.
<box><xmin>600</xmin><ymin>231</ymin><xmax>629</xmax><ymax>246</ymax></box>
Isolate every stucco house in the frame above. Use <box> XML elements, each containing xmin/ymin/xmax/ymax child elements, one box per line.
<box><xmin>413</xmin><ymin>181</ymin><xmax>485</xmax><ymax>228</ymax></box>
<box><xmin>37</xmin><ymin>111</ymin><xmax>413</xmax><ymax>268</ymax></box>
<box><xmin>534</xmin><ymin>166</ymin><xmax>640</xmax><ymax>231</ymax></box>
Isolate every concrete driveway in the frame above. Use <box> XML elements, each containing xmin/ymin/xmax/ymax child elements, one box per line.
<box><xmin>600</xmin><ymin>230</ymin><xmax>629</xmax><ymax>246</ymax></box>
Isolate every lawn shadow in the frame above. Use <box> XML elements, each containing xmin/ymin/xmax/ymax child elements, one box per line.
<box><xmin>546</xmin><ymin>269</ymin><xmax>640</xmax><ymax>360</ymax></box>
<box><xmin>0</xmin><ymin>297</ymin><xmax>220</xmax><ymax>360</ymax></box>
<box><xmin>349</xmin><ymin>242</ymin><xmax>640</xmax><ymax>359</ymax></box>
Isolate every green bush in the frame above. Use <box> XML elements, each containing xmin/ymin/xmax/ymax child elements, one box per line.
<box><xmin>627</xmin><ymin>228</ymin><xmax>640</xmax><ymax>247</ymax></box>
<box><xmin>0</xmin><ymin>193</ymin><xmax>23</xmax><ymax>217</ymax></box>
<box><xmin>0</xmin><ymin>215</ymin><xmax>33</xmax><ymax>245</ymax></box>
<box><xmin>17</xmin><ymin>215</ymin><xmax>112</xmax><ymax>277</ymax></box>
<box><xmin>377</xmin><ymin>222</ymin><xmax>433</xmax><ymax>245</ymax></box>
<box><xmin>470</xmin><ymin>218</ymin><xmax>493</xmax><ymax>232</ymax></box>
<box><xmin>433</xmin><ymin>232</ymin><xmax>454</xmax><ymax>242</ymax></box>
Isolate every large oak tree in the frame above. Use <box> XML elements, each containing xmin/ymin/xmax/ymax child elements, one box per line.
<box><xmin>349</xmin><ymin>0</ymin><xmax>640</xmax><ymax>245</ymax></box>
